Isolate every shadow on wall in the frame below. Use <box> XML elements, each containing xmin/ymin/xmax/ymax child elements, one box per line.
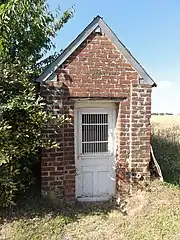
<box><xmin>151</xmin><ymin>124</ymin><xmax>180</xmax><ymax>186</ymax></box>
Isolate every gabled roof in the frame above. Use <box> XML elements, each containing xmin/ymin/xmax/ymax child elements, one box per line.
<box><xmin>36</xmin><ymin>15</ymin><xmax>156</xmax><ymax>87</ymax></box>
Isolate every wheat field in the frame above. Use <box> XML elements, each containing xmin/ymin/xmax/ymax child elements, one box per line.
<box><xmin>151</xmin><ymin>115</ymin><xmax>180</xmax><ymax>126</ymax></box>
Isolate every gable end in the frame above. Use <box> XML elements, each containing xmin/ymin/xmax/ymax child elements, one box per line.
<box><xmin>36</xmin><ymin>16</ymin><xmax>156</xmax><ymax>87</ymax></box>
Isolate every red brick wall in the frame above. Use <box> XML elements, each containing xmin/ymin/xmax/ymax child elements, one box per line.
<box><xmin>40</xmin><ymin>31</ymin><xmax>152</xmax><ymax>202</ymax></box>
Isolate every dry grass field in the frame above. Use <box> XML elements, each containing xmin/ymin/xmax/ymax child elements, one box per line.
<box><xmin>151</xmin><ymin>115</ymin><xmax>180</xmax><ymax>126</ymax></box>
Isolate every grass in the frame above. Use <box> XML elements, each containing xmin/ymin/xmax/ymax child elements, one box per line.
<box><xmin>151</xmin><ymin>115</ymin><xmax>180</xmax><ymax>185</ymax></box>
<box><xmin>0</xmin><ymin>115</ymin><xmax>180</xmax><ymax>240</ymax></box>
<box><xmin>0</xmin><ymin>181</ymin><xmax>179</xmax><ymax>240</ymax></box>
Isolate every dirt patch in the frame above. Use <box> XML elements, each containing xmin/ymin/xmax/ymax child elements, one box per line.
<box><xmin>126</xmin><ymin>190</ymin><xmax>149</xmax><ymax>216</ymax></box>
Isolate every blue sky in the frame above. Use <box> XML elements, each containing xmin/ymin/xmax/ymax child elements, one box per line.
<box><xmin>47</xmin><ymin>0</ymin><xmax>180</xmax><ymax>114</ymax></box>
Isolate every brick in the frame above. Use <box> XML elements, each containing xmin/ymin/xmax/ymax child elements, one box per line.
<box><xmin>50</xmin><ymin>171</ymin><xmax>63</xmax><ymax>176</ymax></box>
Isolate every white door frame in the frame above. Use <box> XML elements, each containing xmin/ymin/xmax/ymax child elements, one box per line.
<box><xmin>74</xmin><ymin>101</ymin><xmax>116</xmax><ymax>201</ymax></box>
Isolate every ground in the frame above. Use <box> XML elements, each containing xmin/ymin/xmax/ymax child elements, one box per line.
<box><xmin>0</xmin><ymin>115</ymin><xmax>180</xmax><ymax>240</ymax></box>
<box><xmin>0</xmin><ymin>181</ymin><xmax>179</xmax><ymax>240</ymax></box>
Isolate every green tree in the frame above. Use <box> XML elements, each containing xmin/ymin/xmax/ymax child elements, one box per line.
<box><xmin>0</xmin><ymin>0</ymin><xmax>73</xmax><ymax>207</ymax></box>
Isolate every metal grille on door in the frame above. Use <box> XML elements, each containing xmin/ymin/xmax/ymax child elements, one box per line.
<box><xmin>81</xmin><ymin>114</ymin><xmax>108</xmax><ymax>154</ymax></box>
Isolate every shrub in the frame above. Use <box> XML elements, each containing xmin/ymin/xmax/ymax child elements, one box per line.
<box><xmin>0</xmin><ymin>0</ymin><xmax>73</xmax><ymax>207</ymax></box>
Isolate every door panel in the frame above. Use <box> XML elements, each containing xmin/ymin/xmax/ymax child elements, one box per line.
<box><xmin>75</xmin><ymin>107</ymin><xmax>116</xmax><ymax>201</ymax></box>
<box><xmin>97</xmin><ymin>171</ymin><xmax>109</xmax><ymax>196</ymax></box>
<box><xmin>82</xmin><ymin>172</ymin><xmax>93</xmax><ymax>197</ymax></box>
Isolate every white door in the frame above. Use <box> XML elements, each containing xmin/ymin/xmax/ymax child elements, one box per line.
<box><xmin>75</xmin><ymin>107</ymin><xmax>116</xmax><ymax>201</ymax></box>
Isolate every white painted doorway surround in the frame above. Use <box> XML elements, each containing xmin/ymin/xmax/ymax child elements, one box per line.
<box><xmin>75</xmin><ymin>101</ymin><xmax>116</xmax><ymax>201</ymax></box>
